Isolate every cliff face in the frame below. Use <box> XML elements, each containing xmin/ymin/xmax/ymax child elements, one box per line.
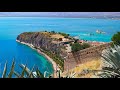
<box><xmin>17</xmin><ymin>32</ymin><xmax>63</xmax><ymax>56</ymax></box>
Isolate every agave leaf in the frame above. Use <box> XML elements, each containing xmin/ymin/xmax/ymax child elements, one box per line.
<box><xmin>102</xmin><ymin>49</ymin><xmax>116</xmax><ymax>68</ymax></box>
<box><xmin>44</xmin><ymin>71</ymin><xmax>47</xmax><ymax>78</ymax></box>
<box><xmin>14</xmin><ymin>71</ymin><xmax>21</xmax><ymax>78</ymax></box>
<box><xmin>90</xmin><ymin>45</ymin><xmax>120</xmax><ymax>78</ymax></box>
<box><xmin>28</xmin><ymin>65</ymin><xmax>35</xmax><ymax>78</ymax></box>
<box><xmin>58</xmin><ymin>70</ymin><xmax>61</xmax><ymax>78</ymax></box>
<box><xmin>70</xmin><ymin>72</ymin><xmax>76</xmax><ymax>78</ymax></box>
<box><xmin>2</xmin><ymin>61</ymin><xmax>7</xmax><ymax>78</ymax></box>
<box><xmin>19</xmin><ymin>64</ymin><xmax>30</xmax><ymax>76</ymax></box>
<box><xmin>36</xmin><ymin>68</ymin><xmax>44</xmax><ymax>78</ymax></box>
<box><xmin>20</xmin><ymin>65</ymin><xmax>27</xmax><ymax>78</ymax></box>
<box><xmin>102</xmin><ymin>46</ymin><xmax>120</xmax><ymax>69</ymax></box>
<box><xmin>8</xmin><ymin>60</ymin><xmax>15</xmax><ymax>78</ymax></box>
<box><xmin>99</xmin><ymin>71</ymin><xmax>120</xmax><ymax>78</ymax></box>
<box><xmin>44</xmin><ymin>71</ymin><xmax>50</xmax><ymax>78</ymax></box>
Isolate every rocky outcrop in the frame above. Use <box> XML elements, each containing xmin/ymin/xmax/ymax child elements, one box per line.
<box><xmin>17</xmin><ymin>32</ymin><xmax>66</xmax><ymax>71</ymax></box>
<box><xmin>17</xmin><ymin>32</ymin><xmax>63</xmax><ymax>56</ymax></box>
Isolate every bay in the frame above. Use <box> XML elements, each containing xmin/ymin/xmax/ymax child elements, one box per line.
<box><xmin>0</xmin><ymin>17</ymin><xmax>120</xmax><ymax>77</ymax></box>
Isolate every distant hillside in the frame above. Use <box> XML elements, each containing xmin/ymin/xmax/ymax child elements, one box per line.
<box><xmin>0</xmin><ymin>12</ymin><xmax>120</xmax><ymax>19</ymax></box>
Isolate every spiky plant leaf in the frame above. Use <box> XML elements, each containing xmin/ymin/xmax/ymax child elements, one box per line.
<box><xmin>58</xmin><ymin>70</ymin><xmax>61</xmax><ymax>78</ymax></box>
<box><xmin>20</xmin><ymin>65</ymin><xmax>27</xmax><ymax>78</ymax></box>
<box><xmin>44</xmin><ymin>71</ymin><xmax>50</xmax><ymax>78</ymax></box>
<box><xmin>102</xmin><ymin>45</ymin><xmax>120</xmax><ymax>69</ymax></box>
<box><xmin>93</xmin><ymin>45</ymin><xmax>120</xmax><ymax>78</ymax></box>
<box><xmin>35</xmin><ymin>68</ymin><xmax>44</xmax><ymax>78</ymax></box>
<box><xmin>28</xmin><ymin>65</ymin><xmax>35</xmax><ymax>78</ymax></box>
<box><xmin>8</xmin><ymin>60</ymin><xmax>15</xmax><ymax>78</ymax></box>
<box><xmin>44</xmin><ymin>71</ymin><xmax>47</xmax><ymax>78</ymax></box>
<box><xmin>2</xmin><ymin>61</ymin><xmax>7</xmax><ymax>78</ymax></box>
<box><xmin>69</xmin><ymin>72</ymin><xmax>76</xmax><ymax>78</ymax></box>
<box><xmin>14</xmin><ymin>71</ymin><xmax>21</xmax><ymax>78</ymax></box>
<box><xmin>19</xmin><ymin>64</ymin><xmax>30</xmax><ymax>76</ymax></box>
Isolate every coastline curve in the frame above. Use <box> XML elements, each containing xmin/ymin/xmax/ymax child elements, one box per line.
<box><xmin>16</xmin><ymin>40</ymin><xmax>59</xmax><ymax>78</ymax></box>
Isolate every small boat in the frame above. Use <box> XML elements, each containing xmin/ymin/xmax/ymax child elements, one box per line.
<box><xmin>96</xmin><ymin>30</ymin><xmax>106</xmax><ymax>34</ymax></box>
<box><xmin>96</xmin><ymin>30</ymin><xmax>101</xmax><ymax>34</ymax></box>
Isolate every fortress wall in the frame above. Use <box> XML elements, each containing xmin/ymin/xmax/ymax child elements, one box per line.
<box><xmin>64</xmin><ymin>43</ymin><xmax>111</xmax><ymax>71</ymax></box>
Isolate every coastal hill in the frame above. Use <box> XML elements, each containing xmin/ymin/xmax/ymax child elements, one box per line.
<box><xmin>17</xmin><ymin>31</ymin><xmax>72</xmax><ymax>71</ymax></box>
<box><xmin>17</xmin><ymin>31</ymin><xmax>111</xmax><ymax>74</ymax></box>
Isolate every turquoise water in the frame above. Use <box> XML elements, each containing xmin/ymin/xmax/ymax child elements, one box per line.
<box><xmin>0</xmin><ymin>17</ymin><xmax>120</xmax><ymax>77</ymax></box>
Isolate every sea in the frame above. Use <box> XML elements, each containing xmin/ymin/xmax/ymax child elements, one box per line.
<box><xmin>0</xmin><ymin>17</ymin><xmax>120</xmax><ymax>77</ymax></box>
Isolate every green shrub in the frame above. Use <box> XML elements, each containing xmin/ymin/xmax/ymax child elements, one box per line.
<box><xmin>82</xmin><ymin>43</ymin><xmax>90</xmax><ymax>49</ymax></box>
<box><xmin>71</xmin><ymin>43</ymin><xmax>83</xmax><ymax>52</ymax></box>
<box><xmin>111</xmin><ymin>32</ymin><xmax>120</xmax><ymax>45</ymax></box>
<box><xmin>71</xmin><ymin>42</ymin><xmax>90</xmax><ymax>52</ymax></box>
<box><xmin>51</xmin><ymin>31</ymin><xmax>56</xmax><ymax>34</ymax></box>
<box><xmin>58</xmin><ymin>32</ymin><xmax>69</xmax><ymax>38</ymax></box>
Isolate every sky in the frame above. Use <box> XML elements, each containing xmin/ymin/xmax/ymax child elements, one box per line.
<box><xmin>0</xmin><ymin>12</ymin><xmax>120</xmax><ymax>18</ymax></box>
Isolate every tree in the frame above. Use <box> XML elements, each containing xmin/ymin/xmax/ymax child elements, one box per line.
<box><xmin>111</xmin><ymin>32</ymin><xmax>120</xmax><ymax>45</ymax></box>
<box><xmin>71</xmin><ymin>43</ymin><xmax>83</xmax><ymax>52</ymax></box>
<box><xmin>64</xmin><ymin>34</ymin><xmax>69</xmax><ymax>38</ymax></box>
<box><xmin>82</xmin><ymin>43</ymin><xmax>90</xmax><ymax>49</ymax></box>
<box><xmin>51</xmin><ymin>31</ymin><xmax>56</xmax><ymax>34</ymax></box>
<box><xmin>58</xmin><ymin>38</ymin><xmax>62</xmax><ymax>41</ymax></box>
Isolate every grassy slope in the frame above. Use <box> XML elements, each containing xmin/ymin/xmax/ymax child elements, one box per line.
<box><xmin>62</xmin><ymin>58</ymin><xmax>102</xmax><ymax>78</ymax></box>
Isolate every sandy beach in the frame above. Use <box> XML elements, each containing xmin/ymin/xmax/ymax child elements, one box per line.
<box><xmin>16</xmin><ymin>40</ymin><xmax>59</xmax><ymax>78</ymax></box>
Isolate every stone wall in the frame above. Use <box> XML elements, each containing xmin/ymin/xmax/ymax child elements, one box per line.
<box><xmin>64</xmin><ymin>43</ymin><xmax>111</xmax><ymax>71</ymax></box>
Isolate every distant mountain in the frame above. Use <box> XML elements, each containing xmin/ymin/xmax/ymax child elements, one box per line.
<box><xmin>0</xmin><ymin>12</ymin><xmax>120</xmax><ymax>18</ymax></box>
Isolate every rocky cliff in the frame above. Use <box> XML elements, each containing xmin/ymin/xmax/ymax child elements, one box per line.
<box><xmin>17</xmin><ymin>32</ymin><xmax>65</xmax><ymax>70</ymax></box>
<box><xmin>17</xmin><ymin>32</ymin><xmax>62</xmax><ymax>54</ymax></box>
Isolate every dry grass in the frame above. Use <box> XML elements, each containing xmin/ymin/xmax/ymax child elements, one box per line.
<box><xmin>62</xmin><ymin>58</ymin><xmax>102</xmax><ymax>78</ymax></box>
<box><xmin>41</xmin><ymin>32</ymin><xmax>64</xmax><ymax>39</ymax></box>
<box><xmin>41</xmin><ymin>32</ymin><xmax>51</xmax><ymax>36</ymax></box>
<box><xmin>51</xmin><ymin>34</ymin><xmax>64</xmax><ymax>39</ymax></box>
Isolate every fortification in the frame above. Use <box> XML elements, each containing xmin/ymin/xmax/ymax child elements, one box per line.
<box><xmin>17</xmin><ymin>31</ymin><xmax>112</xmax><ymax>72</ymax></box>
<box><xmin>64</xmin><ymin>43</ymin><xmax>111</xmax><ymax>71</ymax></box>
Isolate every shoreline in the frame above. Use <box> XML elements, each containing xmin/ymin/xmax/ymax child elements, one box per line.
<box><xmin>16</xmin><ymin>40</ymin><xmax>59</xmax><ymax>78</ymax></box>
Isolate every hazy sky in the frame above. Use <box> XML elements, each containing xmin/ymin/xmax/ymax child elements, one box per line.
<box><xmin>0</xmin><ymin>12</ymin><xmax>120</xmax><ymax>17</ymax></box>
